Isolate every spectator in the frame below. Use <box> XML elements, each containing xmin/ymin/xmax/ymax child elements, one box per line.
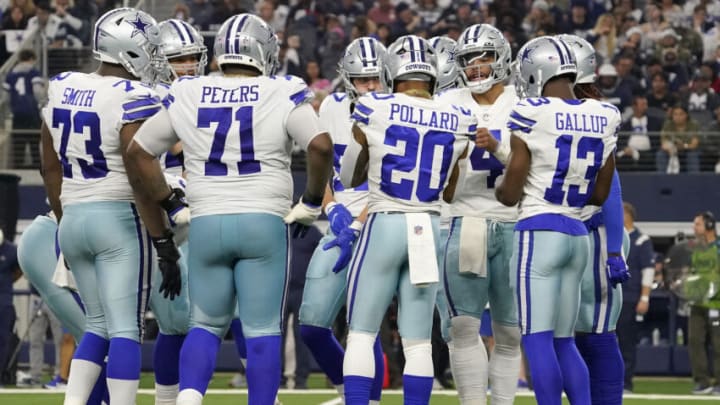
<box><xmin>521</xmin><ymin>0</ymin><xmax>554</xmax><ymax>38</ymax></box>
<box><xmin>8</xmin><ymin>0</ymin><xmax>35</xmax><ymax>18</ymax></box>
<box><xmin>186</xmin><ymin>0</ymin><xmax>214</xmax><ymax>30</ymax></box>
<box><xmin>587</xmin><ymin>13</ymin><xmax>617</xmax><ymax>64</ymax></box>
<box><xmin>24</xmin><ymin>1</ymin><xmax>63</xmax><ymax>47</ymax></box>
<box><xmin>51</xmin><ymin>0</ymin><xmax>87</xmax><ymax>46</ymax></box>
<box><xmin>618</xmin><ymin>94</ymin><xmax>663</xmax><ymax>171</ymax></box>
<box><xmin>257</xmin><ymin>0</ymin><xmax>285</xmax><ymax>34</ymax></box>
<box><xmin>657</xmin><ymin>103</ymin><xmax>701</xmax><ymax>173</ymax></box>
<box><xmin>673</xmin><ymin>23</ymin><xmax>704</xmax><ymax>67</ymax></box>
<box><xmin>172</xmin><ymin>2</ymin><xmax>191</xmax><ymax>22</ymax></box>
<box><xmin>685</xmin><ymin>71</ymin><xmax>720</xmax><ymax>126</ymax></box>
<box><xmin>389</xmin><ymin>2</ymin><xmax>421</xmax><ymax>41</ymax></box>
<box><xmin>687</xmin><ymin>211</ymin><xmax>720</xmax><ymax>395</ymax></box>
<box><xmin>349</xmin><ymin>16</ymin><xmax>376</xmax><ymax>41</ymax></box>
<box><xmin>646</xmin><ymin>71</ymin><xmax>677</xmax><ymax>110</ymax></box>
<box><xmin>304</xmin><ymin>60</ymin><xmax>331</xmax><ymax>93</ymax></box>
<box><xmin>374</xmin><ymin>22</ymin><xmax>391</xmax><ymax>46</ymax></box>
<box><xmin>598</xmin><ymin>63</ymin><xmax>633</xmax><ymax>112</ymax></box>
<box><xmin>16</xmin><ymin>289</ymin><xmax>63</xmax><ymax>387</ymax></box>
<box><xmin>0</xmin><ymin>229</ymin><xmax>22</xmax><ymax>387</ymax></box>
<box><xmin>659</xmin><ymin>0</ymin><xmax>683</xmax><ymax>24</ymax></box>
<box><xmin>2</xmin><ymin>49</ymin><xmax>45</xmax><ymax>169</ymax></box>
<box><xmin>319</xmin><ymin>14</ymin><xmax>346</xmax><ymax>81</ymax></box>
<box><xmin>367</xmin><ymin>0</ymin><xmax>395</xmax><ymax>26</ymax></box>
<box><xmin>1</xmin><ymin>5</ymin><xmax>28</xmax><ymax>29</ymax></box>
<box><xmin>617</xmin><ymin>202</ymin><xmax>656</xmax><ymax>393</ymax></box>
<box><xmin>704</xmin><ymin>106</ymin><xmax>720</xmax><ymax>172</ymax></box>
<box><xmin>415</xmin><ymin>0</ymin><xmax>444</xmax><ymax>28</ymax></box>
<box><xmin>275</xmin><ymin>41</ymin><xmax>301</xmax><ymax>77</ymax></box>
<box><xmin>559</xmin><ymin>0</ymin><xmax>593</xmax><ymax>35</ymax></box>
<box><xmin>692</xmin><ymin>4</ymin><xmax>713</xmax><ymax>35</ymax></box>
<box><xmin>615</xmin><ymin>54</ymin><xmax>643</xmax><ymax>95</ymax></box>
<box><xmin>639</xmin><ymin>2</ymin><xmax>669</xmax><ymax>45</ymax></box>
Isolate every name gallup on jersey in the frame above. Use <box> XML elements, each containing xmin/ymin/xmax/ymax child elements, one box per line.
<box><xmin>388</xmin><ymin>103</ymin><xmax>459</xmax><ymax>131</ymax></box>
<box><xmin>555</xmin><ymin>112</ymin><xmax>609</xmax><ymax>134</ymax></box>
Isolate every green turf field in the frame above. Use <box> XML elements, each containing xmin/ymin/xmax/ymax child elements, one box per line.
<box><xmin>1</xmin><ymin>374</ymin><xmax>717</xmax><ymax>404</ymax></box>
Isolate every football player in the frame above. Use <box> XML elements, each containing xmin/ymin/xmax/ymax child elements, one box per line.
<box><xmin>123</xmin><ymin>13</ymin><xmax>333</xmax><ymax>405</ymax></box>
<box><xmin>40</xmin><ymin>8</ymin><xmax>183</xmax><ymax>405</ymax></box>
<box><xmin>495</xmin><ymin>36</ymin><xmax>619</xmax><ymax>405</ymax></box>
<box><xmin>435</xmin><ymin>24</ymin><xmax>521</xmax><ymax>405</ymax></box>
<box><xmin>559</xmin><ymin>34</ymin><xmax>630</xmax><ymax>405</ymax></box>
<box><xmin>298</xmin><ymin>37</ymin><xmax>385</xmax><ymax>403</ymax></box>
<box><xmin>339</xmin><ymin>35</ymin><xmax>474</xmax><ymax>404</ymax></box>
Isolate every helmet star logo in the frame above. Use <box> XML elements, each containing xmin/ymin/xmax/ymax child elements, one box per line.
<box><xmin>127</xmin><ymin>14</ymin><xmax>150</xmax><ymax>38</ymax></box>
<box><xmin>521</xmin><ymin>46</ymin><xmax>536</xmax><ymax>65</ymax></box>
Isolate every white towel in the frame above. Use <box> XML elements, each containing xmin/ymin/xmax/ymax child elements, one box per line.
<box><xmin>406</xmin><ymin>213</ymin><xmax>439</xmax><ymax>286</ymax></box>
<box><xmin>51</xmin><ymin>252</ymin><xmax>78</xmax><ymax>291</ymax></box>
<box><xmin>459</xmin><ymin>217</ymin><xmax>488</xmax><ymax>277</ymax></box>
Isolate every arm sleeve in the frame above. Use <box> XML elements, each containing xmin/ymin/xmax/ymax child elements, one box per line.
<box><xmin>286</xmin><ymin>103</ymin><xmax>324</xmax><ymax>151</ymax></box>
<box><xmin>132</xmin><ymin>108</ymin><xmax>180</xmax><ymax>157</ymax></box>
<box><xmin>602</xmin><ymin>170</ymin><xmax>624</xmax><ymax>254</ymax></box>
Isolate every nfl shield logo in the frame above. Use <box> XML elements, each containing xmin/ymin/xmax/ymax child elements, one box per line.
<box><xmin>414</xmin><ymin>225</ymin><xmax>424</xmax><ymax>235</ymax></box>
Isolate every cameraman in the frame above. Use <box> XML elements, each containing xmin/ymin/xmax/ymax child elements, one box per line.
<box><xmin>688</xmin><ymin>212</ymin><xmax>720</xmax><ymax>395</ymax></box>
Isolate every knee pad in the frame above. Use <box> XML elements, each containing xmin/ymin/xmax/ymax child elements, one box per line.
<box><xmin>344</xmin><ymin>331</ymin><xmax>376</xmax><ymax>378</ymax></box>
<box><xmin>450</xmin><ymin>315</ymin><xmax>481</xmax><ymax>349</ymax></box>
<box><xmin>402</xmin><ymin>338</ymin><xmax>433</xmax><ymax>377</ymax></box>
<box><xmin>492</xmin><ymin>322</ymin><xmax>521</xmax><ymax>349</ymax></box>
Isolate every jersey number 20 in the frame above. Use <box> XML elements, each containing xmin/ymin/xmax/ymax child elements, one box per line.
<box><xmin>381</xmin><ymin>124</ymin><xmax>455</xmax><ymax>202</ymax></box>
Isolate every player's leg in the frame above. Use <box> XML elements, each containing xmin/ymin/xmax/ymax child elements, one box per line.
<box><xmin>59</xmin><ymin>207</ymin><xmax>109</xmax><ymax>405</ymax></box>
<box><xmin>94</xmin><ymin>203</ymin><xmax>152</xmax><ymax>405</ymax></box>
<box><xmin>487</xmin><ymin>221</ymin><xmax>521</xmax><ymax>405</ymax></box>
<box><xmin>298</xmin><ymin>232</ymin><xmax>350</xmax><ymax>395</ymax></box>
<box><xmin>177</xmin><ymin>215</ymin><xmax>237</xmax><ymax>405</ymax></box>
<box><xmin>234</xmin><ymin>214</ymin><xmax>289</xmax><ymax>405</ymax></box>
<box><xmin>575</xmin><ymin>226</ymin><xmax>624</xmax><ymax>405</ymax></box>
<box><xmin>397</xmin><ymin>236</ymin><xmax>440</xmax><ymax>404</ymax></box>
<box><xmin>150</xmin><ymin>243</ymin><xmax>190</xmax><ymax>405</ymax></box>
<box><xmin>444</xmin><ymin>217</ymin><xmax>490</xmax><ymax>404</ymax></box>
<box><xmin>17</xmin><ymin>216</ymin><xmax>86</xmax><ymax>341</ymax></box>
<box><xmin>554</xmin><ymin>234</ymin><xmax>591</xmax><ymax>405</ymax></box>
<box><xmin>511</xmin><ymin>230</ymin><xmax>569</xmax><ymax>405</ymax></box>
<box><xmin>344</xmin><ymin>214</ymin><xmax>403</xmax><ymax>404</ymax></box>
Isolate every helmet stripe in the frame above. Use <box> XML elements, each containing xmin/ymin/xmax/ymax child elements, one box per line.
<box><xmin>558</xmin><ymin>38</ymin><xmax>574</xmax><ymax>63</ymax></box>
<box><xmin>359</xmin><ymin>38</ymin><xmax>368</xmax><ymax>67</ymax></box>
<box><xmin>417</xmin><ymin>37</ymin><xmax>426</xmax><ymax>62</ymax></box>
<box><xmin>224</xmin><ymin>15</ymin><xmax>239</xmax><ymax>55</ymax></box>
<box><xmin>169</xmin><ymin>20</ymin><xmax>187</xmax><ymax>45</ymax></box>
<box><xmin>368</xmin><ymin>39</ymin><xmax>376</xmax><ymax>60</ymax></box>
<box><xmin>234</xmin><ymin>15</ymin><xmax>249</xmax><ymax>55</ymax></box>
<box><xmin>548</xmin><ymin>37</ymin><xmax>566</xmax><ymax>65</ymax></box>
<box><xmin>407</xmin><ymin>37</ymin><xmax>416</xmax><ymax>62</ymax></box>
<box><xmin>473</xmin><ymin>25</ymin><xmax>481</xmax><ymax>42</ymax></box>
<box><xmin>181</xmin><ymin>21</ymin><xmax>196</xmax><ymax>44</ymax></box>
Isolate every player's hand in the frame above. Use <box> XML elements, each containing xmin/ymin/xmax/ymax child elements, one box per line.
<box><xmin>606</xmin><ymin>255</ymin><xmax>630</xmax><ymax>287</ymax></box>
<box><xmin>325</xmin><ymin>202</ymin><xmax>353</xmax><ymax>236</ymax></box>
<box><xmin>152</xmin><ymin>231</ymin><xmax>182</xmax><ymax>300</ymax></box>
<box><xmin>160</xmin><ymin>188</ymin><xmax>190</xmax><ymax>227</ymax></box>
<box><xmin>636</xmin><ymin>299</ymin><xmax>649</xmax><ymax>315</ymax></box>
<box><xmin>284</xmin><ymin>198</ymin><xmax>322</xmax><ymax>237</ymax></box>
<box><xmin>323</xmin><ymin>221</ymin><xmax>362</xmax><ymax>273</ymax></box>
<box><xmin>475</xmin><ymin>127</ymin><xmax>498</xmax><ymax>152</ymax></box>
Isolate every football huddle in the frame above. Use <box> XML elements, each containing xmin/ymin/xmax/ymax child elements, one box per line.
<box><xmin>25</xmin><ymin>6</ymin><xmax>630</xmax><ymax>405</ymax></box>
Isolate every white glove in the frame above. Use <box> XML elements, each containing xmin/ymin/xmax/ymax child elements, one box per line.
<box><xmin>284</xmin><ymin>198</ymin><xmax>322</xmax><ymax>226</ymax></box>
<box><xmin>170</xmin><ymin>206</ymin><xmax>191</xmax><ymax>227</ymax></box>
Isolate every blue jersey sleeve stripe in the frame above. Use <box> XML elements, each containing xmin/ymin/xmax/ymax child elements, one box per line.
<box><xmin>123</xmin><ymin>96</ymin><xmax>161</xmax><ymax>112</ymax></box>
<box><xmin>509</xmin><ymin>111</ymin><xmax>537</xmax><ymax>127</ymax></box>
<box><xmin>354</xmin><ymin>102</ymin><xmax>374</xmax><ymax>116</ymax></box>
<box><xmin>508</xmin><ymin>121</ymin><xmax>531</xmax><ymax>133</ymax></box>
<box><xmin>122</xmin><ymin>106</ymin><xmax>161</xmax><ymax>121</ymax></box>
<box><xmin>162</xmin><ymin>94</ymin><xmax>175</xmax><ymax>109</ymax></box>
<box><xmin>350</xmin><ymin>112</ymin><xmax>369</xmax><ymax>125</ymax></box>
<box><xmin>289</xmin><ymin>88</ymin><xmax>311</xmax><ymax>105</ymax></box>
<box><xmin>468</xmin><ymin>124</ymin><xmax>477</xmax><ymax>132</ymax></box>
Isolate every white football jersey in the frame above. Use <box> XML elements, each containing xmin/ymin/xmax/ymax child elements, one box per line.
<box><xmin>164</xmin><ymin>74</ymin><xmax>313</xmax><ymax>218</ymax></box>
<box><xmin>508</xmin><ymin>97</ymin><xmax>620</xmax><ymax>222</ymax></box>
<box><xmin>436</xmin><ymin>86</ymin><xmax>518</xmax><ymax>221</ymax></box>
<box><xmin>319</xmin><ymin>92</ymin><xmax>368</xmax><ymax>217</ymax></box>
<box><xmin>42</xmin><ymin>72</ymin><xmax>161</xmax><ymax>205</ymax></box>
<box><xmin>351</xmin><ymin>92</ymin><xmax>475</xmax><ymax>214</ymax></box>
<box><xmin>155</xmin><ymin>82</ymin><xmax>184</xmax><ymax>177</ymax></box>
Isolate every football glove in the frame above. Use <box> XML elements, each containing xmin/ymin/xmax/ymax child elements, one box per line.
<box><xmin>323</xmin><ymin>221</ymin><xmax>362</xmax><ymax>273</ymax></box>
<box><xmin>606</xmin><ymin>255</ymin><xmax>630</xmax><ymax>288</ymax></box>
<box><xmin>325</xmin><ymin>202</ymin><xmax>353</xmax><ymax>236</ymax></box>
<box><xmin>152</xmin><ymin>230</ymin><xmax>182</xmax><ymax>300</ymax></box>
<box><xmin>284</xmin><ymin>197</ymin><xmax>322</xmax><ymax>238</ymax></box>
<box><xmin>160</xmin><ymin>188</ymin><xmax>190</xmax><ymax>227</ymax></box>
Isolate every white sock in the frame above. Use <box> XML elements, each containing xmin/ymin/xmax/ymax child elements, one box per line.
<box><xmin>343</xmin><ymin>332</ymin><xmax>376</xmax><ymax>378</ymax></box>
<box><xmin>369</xmin><ymin>401</ymin><xmax>380</xmax><ymax>405</ymax></box>
<box><xmin>489</xmin><ymin>323</ymin><xmax>521</xmax><ymax>405</ymax></box>
<box><xmin>107</xmin><ymin>377</ymin><xmax>139</xmax><ymax>405</ymax></box>
<box><xmin>177</xmin><ymin>388</ymin><xmax>204</xmax><ymax>405</ymax></box>
<box><xmin>449</xmin><ymin>316</ymin><xmax>488</xmax><ymax>404</ymax></box>
<box><xmin>402</xmin><ymin>339</ymin><xmax>434</xmax><ymax>377</ymax></box>
<box><xmin>155</xmin><ymin>383</ymin><xmax>179</xmax><ymax>405</ymax></box>
<box><xmin>335</xmin><ymin>383</ymin><xmax>345</xmax><ymax>396</ymax></box>
<box><xmin>240</xmin><ymin>358</ymin><xmax>247</xmax><ymax>368</ymax></box>
<box><xmin>64</xmin><ymin>359</ymin><xmax>102</xmax><ymax>405</ymax></box>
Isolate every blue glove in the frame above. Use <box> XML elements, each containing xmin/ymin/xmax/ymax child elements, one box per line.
<box><xmin>323</xmin><ymin>221</ymin><xmax>362</xmax><ymax>273</ymax></box>
<box><xmin>607</xmin><ymin>255</ymin><xmax>630</xmax><ymax>288</ymax></box>
<box><xmin>326</xmin><ymin>202</ymin><xmax>353</xmax><ymax>236</ymax></box>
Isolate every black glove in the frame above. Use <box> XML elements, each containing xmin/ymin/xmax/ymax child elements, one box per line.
<box><xmin>152</xmin><ymin>230</ymin><xmax>182</xmax><ymax>300</ymax></box>
<box><xmin>159</xmin><ymin>188</ymin><xmax>189</xmax><ymax>226</ymax></box>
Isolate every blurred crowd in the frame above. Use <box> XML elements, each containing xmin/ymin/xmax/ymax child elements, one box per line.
<box><xmin>5</xmin><ymin>0</ymin><xmax>720</xmax><ymax>173</ymax></box>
